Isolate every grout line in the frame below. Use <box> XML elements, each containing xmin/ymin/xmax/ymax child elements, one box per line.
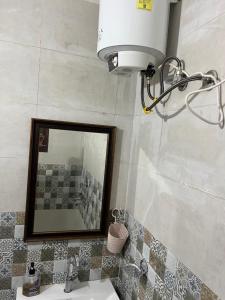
<box><xmin>157</xmin><ymin>107</ymin><xmax>165</xmax><ymax>168</ymax></box>
<box><xmin>153</xmin><ymin>170</ymin><xmax>225</xmax><ymax>203</ymax></box>
<box><xmin>0</xmin><ymin>38</ymin><xmax>40</xmax><ymax>49</ymax></box>
<box><xmin>124</xmin><ymin>157</ymin><xmax>225</xmax><ymax>203</ymax></box>
<box><xmin>0</xmin><ymin>38</ymin><xmax>99</xmax><ymax>62</ymax></box>
<box><xmin>36</xmin><ymin>47</ymin><xmax>41</xmax><ymax>108</ymax></box>
<box><xmin>36</xmin><ymin>103</ymin><xmax>130</xmax><ymax>118</ymax></box>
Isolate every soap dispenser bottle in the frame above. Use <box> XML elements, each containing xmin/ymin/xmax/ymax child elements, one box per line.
<box><xmin>22</xmin><ymin>262</ymin><xmax>40</xmax><ymax>297</ymax></box>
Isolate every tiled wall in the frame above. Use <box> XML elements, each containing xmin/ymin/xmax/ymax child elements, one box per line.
<box><xmin>0</xmin><ymin>210</ymin><xmax>219</xmax><ymax>300</ymax></box>
<box><xmin>36</xmin><ymin>164</ymin><xmax>82</xmax><ymax>210</ymax></box>
<box><xmin>0</xmin><ymin>212</ymin><xmax>120</xmax><ymax>300</ymax></box>
<box><xmin>2</xmin><ymin>0</ymin><xmax>224</xmax><ymax>299</ymax></box>
<box><xmin>115</xmin><ymin>212</ymin><xmax>218</xmax><ymax>300</ymax></box>
<box><xmin>36</xmin><ymin>163</ymin><xmax>103</xmax><ymax>229</ymax></box>
<box><xmin>0</xmin><ymin>0</ymin><xmax>135</xmax><ymax>214</ymax></box>
<box><xmin>0</xmin><ymin>2</ymin><xmax>135</xmax><ymax>298</ymax></box>
<box><xmin>125</xmin><ymin>1</ymin><xmax>225</xmax><ymax>298</ymax></box>
<box><xmin>79</xmin><ymin>168</ymin><xmax>103</xmax><ymax>229</ymax></box>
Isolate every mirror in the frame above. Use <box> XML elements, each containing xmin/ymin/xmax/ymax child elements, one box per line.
<box><xmin>24</xmin><ymin>119</ymin><xmax>116</xmax><ymax>241</ymax></box>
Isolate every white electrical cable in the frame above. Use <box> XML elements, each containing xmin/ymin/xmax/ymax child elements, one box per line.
<box><xmin>168</xmin><ymin>63</ymin><xmax>225</xmax><ymax>127</ymax></box>
<box><xmin>185</xmin><ymin>77</ymin><xmax>225</xmax><ymax>127</ymax></box>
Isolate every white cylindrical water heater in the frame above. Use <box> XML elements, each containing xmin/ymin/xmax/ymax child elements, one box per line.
<box><xmin>97</xmin><ymin>0</ymin><xmax>174</xmax><ymax>73</ymax></box>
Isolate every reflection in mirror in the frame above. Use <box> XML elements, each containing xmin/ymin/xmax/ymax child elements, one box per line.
<box><xmin>34</xmin><ymin>128</ymin><xmax>108</xmax><ymax>233</ymax></box>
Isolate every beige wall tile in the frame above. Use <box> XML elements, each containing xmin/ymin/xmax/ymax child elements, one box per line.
<box><xmin>0</xmin><ymin>41</ymin><xmax>40</xmax><ymax>105</ymax></box>
<box><xmin>38</xmin><ymin>49</ymin><xmax>117</xmax><ymax>114</ymax></box>
<box><xmin>129</xmin><ymin>114</ymin><xmax>163</xmax><ymax>169</ymax></box>
<box><xmin>158</xmin><ymin>106</ymin><xmax>225</xmax><ymax>199</ymax></box>
<box><xmin>40</xmin><ymin>0</ymin><xmax>99</xmax><ymax>57</ymax></box>
<box><xmin>114</xmin><ymin>115</ymin><xmax>134</xmax><ymax>164</ymax></box>
<box><xmin>0</xmin><ymin>104</ymin><xmax>36</xmax><ymax>158</ymax></box>
<box><xmin>115</xmin><ymin>73</ymin><xmax>137</xmax><ymax>116</ymax></box>
<box><xmin>37</xmin><ymin>104</ymin><xmax>115</xmax><ymax>125</ymax></box>
<box><xmin>0</xmin><ymin>157</ymin><xmax>28</xmax><ymax>212</ymax></box>
<box><xmin>139</xmin><ymin>175</ymin><xmax>225</xmax><ymax>296</ymax></box>
<box><xmin>166</xmin><ymin>13</ymin><xmax>225</xmax><ymax>112</ymax></box>
<box><xmin>0</xmin><ymin>0</ymin><xmax>42</xmax><ymax>46</ymax></box>
<box><xmin>110</xmin><ymin>162</ymin><xmax>130</xmax><ymax>210</ymax></box>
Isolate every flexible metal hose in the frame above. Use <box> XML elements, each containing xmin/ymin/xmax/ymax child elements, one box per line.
<box><xmin>142</xmin><ymin>74</ymin><xmax>203</xmax><ymax>112</ymax></box>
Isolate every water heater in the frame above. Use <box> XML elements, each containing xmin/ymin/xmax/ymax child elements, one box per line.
<box><xmin>97</xmin><ymin>0</ymin><xmax>176</xmax><ymax>74</ymax></box>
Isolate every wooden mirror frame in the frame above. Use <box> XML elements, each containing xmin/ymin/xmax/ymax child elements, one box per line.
<box><xmin>24</xmin><ymin>118</ymin><xmax>116</xmax><ymax>242</ymax></box>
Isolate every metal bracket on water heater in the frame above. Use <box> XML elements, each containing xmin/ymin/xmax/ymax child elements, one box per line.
<box><xmin>108</xmin><ymin>54</ymin><xmax>118</xmax><ymax>72</ymax></box>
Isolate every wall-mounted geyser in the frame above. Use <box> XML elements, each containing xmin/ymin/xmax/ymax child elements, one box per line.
<box><xmin>97</xmin><ymin>0</ymin><xmax>175</xmax><ymax>74</ymax></box>
<box><xmin>97</xmin><ymin>0</ymin><xmax>225</xmax><ymax>128</ymax></box>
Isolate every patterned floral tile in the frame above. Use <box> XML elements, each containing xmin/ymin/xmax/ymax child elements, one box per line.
<box><xmin>114</xmin><ymin>278</ymin><xmax>126</xmax><ymax>300</ymax></box>
<box><xmin>0</xmin><ymin>264</ymin><xmax>12</xmax><ymax>279</ymax></box>
<box><xmin>53</xmin><ymin>241</ymin><xmax>68</xmax><ymax>260</ymax></box>
<box><xmin>164</xmin><ymin>269</ymin><xmax>176</xmax><ymax>293</ymax></box>
<box><xmin>13</xmin><ymin>250</ymin><xmax>27</xmax><ymax>264</ymax></box>
<box><xmin>79</xmin><ymin>256</ymin><xmax>91</xmax><ymax>270</ymax></box>
<box><xmin>0</xmin><ymin>251</ymin><xmax>13</xmax><ymax>265</ymax></box>
<box><xmin>176</xmin><ymin>262</ymin><xmax>189</xmax><ymax>282</ymax></box>
<box><xmin>102</xmin><ymin>255</ymin><xmax>120</xmax><ymax>269</ymax></box>
<box><xmin>40</xmin><ymin>261</ymin><xmax>54</xmax><ymax>274</ymax></box>
<box><xmin>174</xmin><ymin>261</ymin><xmax>189</xmax><ymax>297</ymax></box>
<box><xmin>41</xmin><ymin>249</ymin><xmax>54</xmax><ymax>261</ymax></box>
<box><xmin>13</xmin><ymin>238</ymin><xmax>27</xmax><ymax>251</ymax></box>
<box><xmin>16</xmin><ymin>212</ymin><xmax>25</xmax><ymax>225</ymax></box>
<box><xmin>150</xmin><ymin>240</ymin><xmax>167</xmax><ymax>264</ymax></box>
<box><xmin>145</xmin><ymin>280</ymin><xmax>154</xmax><ymax>299</ymax></box>
<box><xmin>127</xmin><ymin>214</ymin><xmax>144</xmax><ymax>245</ymax></box>
<box><xmin>173</xmin><ymin>277</ymin><xmax>188</xmax><ymax>299</ymax></box>
<box><xmin>0</xmin><ymin>226</ymin><xmax>14</xmax><ymax>239</ymax></box>
<box><xmin>79</xmin><ymin>242</ymin><xmax>92</xmax><ymax>259</ymax></box>
<box><xmin>90</xmin><ymin>256</ymin><xmax>102</xmax><ymax>269</ymax></box>
<box><xmin>0</xmin><ymin>289</ymin><xmax>12</xmax><ymax>300</ymax></box>
<box><xmin>27</xmin><ymin>249</ymin><xmax>41</xmax><ymax>262</ymax></box>
<box><xmin>187</xmin><ymin>271</ymin><xmax>202</xmax><ymax>299</ymax></box>
<box><xmin>0</xmin><ymin>239</ymin><xmax>13</xmax><ymax>252</ymax></box>
<box><xmin>12</xmin><ymin>264</ymin><xmax>26</xmax><ymax>277</ymax></box>
<box><xmin>67</xmin><ymin>247</ymin><xmax>79</xmax><ymax>258</ymax></box>
<box><xmin>154</xmin><ymin>274</ymin><xmax>173</xmax><ymax>299</ymax></box>
<box><xmin>0</xmin><ymin>212</ymin><xmax>16</xmax><ymax>226</ymax></box>
<box><xmin>201</xmin><ymin>284</ymin><xmax>218</xmax><ymax>300</ymax></box>
<box><xmin>144</xmin><ymin>227</ymin><xmax>154</xmax><ymax>248</ymax></box>
<box><xmin>0</xmin><ymin>210</ymin><xmax>220</xmax><ymax>300</ymax></box>
<box><xmin>91</xmin><ymin>242</ymin><xmax>103</xmax><ymax>257</ymax></box>
<box><xmin>149</xmin><ymin>251</ymin><xmax>166</xmax><ymax>281</ymax></box>
<box><xmin>183</xmin><ymin>291</ymin><xmax>196</xmax><ymax>300</ymax></box>
<box><xmin>42</xmin><ymin>241</ymin><xmax>54</xmax><ymax>250</ymax></box>
<box><xmin>53</xmin><ymin>272</ymin><xmax>67</xmax><ymax>284</ymax></box>
<box><xmin>123</xmin><ymin>240</ymin><xmax>137</xmax><ymax>264</ymax></box>
<box><xmin>0</xmin><ymin>277</ymin><xmax>11</xmax><ymax>290</ymax></box>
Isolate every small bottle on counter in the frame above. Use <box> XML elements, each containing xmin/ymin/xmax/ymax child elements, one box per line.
<box><xmin>22</xmin><ymin>262</ymin><xmax>40</xmax><ymax>297</ymax></box>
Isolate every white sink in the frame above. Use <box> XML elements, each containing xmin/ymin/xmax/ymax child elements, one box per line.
<box><xmin>16</xmin><ymin>279</ymin><xmax>119</xmax><ymax>300</ymax></box>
